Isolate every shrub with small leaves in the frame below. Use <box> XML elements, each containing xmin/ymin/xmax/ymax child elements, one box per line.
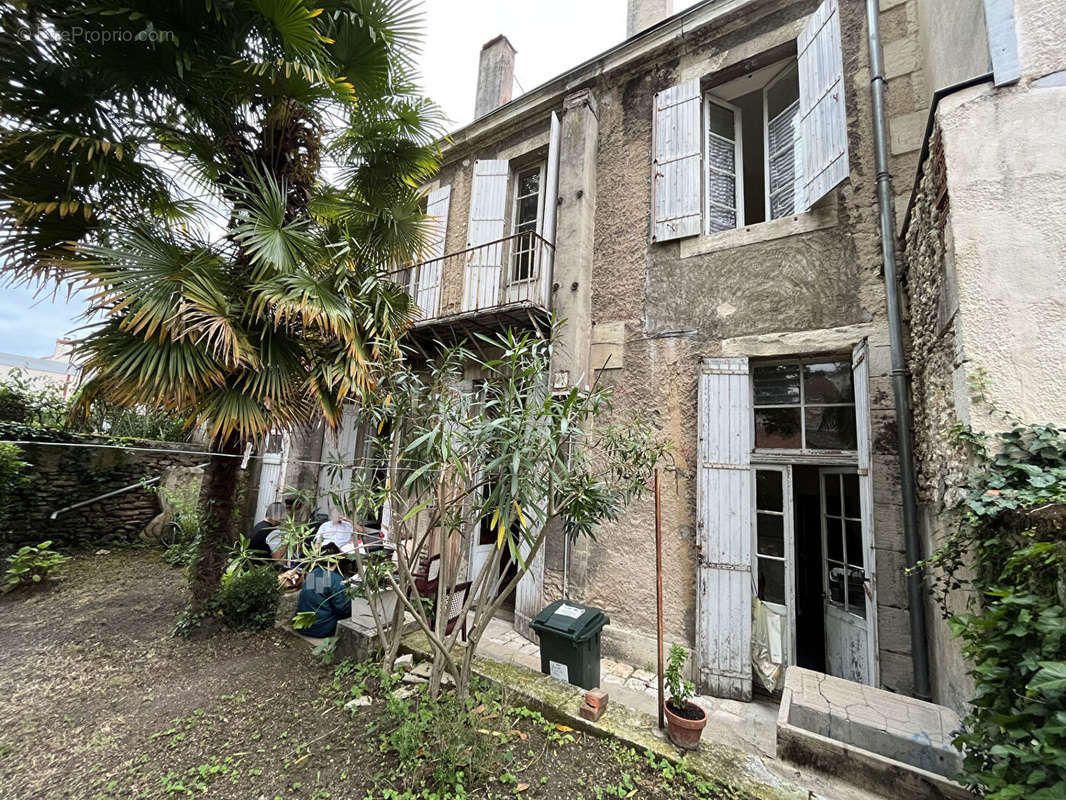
<box><xmin>3</xmin><ymin>540</ymin><xmax>69</xmax><ymax>593</ymax></box>
<box><xmin>922</xmin><ymin>424</ymin><xmax>1066</xmax><ymax>798</ymax></box>
<box><xmin>213</xmin><ymin>566</ymin><xmax>280</xmax><ymax>631</ymax></box>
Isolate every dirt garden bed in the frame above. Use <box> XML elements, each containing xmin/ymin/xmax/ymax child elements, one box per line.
<box><xmin>0</xmin><ymin>548</ymin><xmax>747</xmax><ymax>799</ymax></box>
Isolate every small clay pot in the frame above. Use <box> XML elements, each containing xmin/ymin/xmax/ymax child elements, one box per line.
<box><xmin>664</xmin><ymin>700</ymin><xmax>707</xmax><ymax>750</ymax></box>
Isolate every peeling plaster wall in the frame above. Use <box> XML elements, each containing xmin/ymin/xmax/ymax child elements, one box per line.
<box><xmin>936</xmin><ymin>84</ymin><xmax>1066</xmax><ymax>433</ymax></box>
<box><xmin>901</xmin><ymin>127</ymin><xmax>976</xmax><ymax>715</ymax></box>
<box><xmin>416</xmin><ymin>0</ymin><xmax>936</xmax><ymax>695</ymax></box>
<box><xmin>561</xmin><ymin>0</ymin><xmax>926</xmax><ymax>691</ymax></box>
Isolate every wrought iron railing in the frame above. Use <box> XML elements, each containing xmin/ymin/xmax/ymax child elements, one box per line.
<box><xmin>388</xmin><ymin>232</ymin><xmax>554</xmax><ymax>323</ymax></box>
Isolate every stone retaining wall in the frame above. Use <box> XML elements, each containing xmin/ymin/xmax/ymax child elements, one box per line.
<box><xmin>1</xmin><ymin>424</ymin><xmax>210</xmax><ymax>553</ymax></box>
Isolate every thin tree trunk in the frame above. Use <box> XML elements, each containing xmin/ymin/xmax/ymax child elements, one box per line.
<box><xmin>189</xmin><ymin>433</ymin><xmax>244</xmax><ymax>612</ymax></box>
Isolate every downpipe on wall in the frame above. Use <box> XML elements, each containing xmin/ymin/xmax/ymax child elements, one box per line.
<box><xmin>864</xmin><ymin>0</ymin><xmax>932</xmax><ymax>701</ymax></box>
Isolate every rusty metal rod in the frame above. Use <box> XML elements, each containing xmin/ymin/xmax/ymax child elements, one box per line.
<box><xmin>655</xmin><ymin>469</ymin><xmax>665</xmax><ymax>730</ymax></box>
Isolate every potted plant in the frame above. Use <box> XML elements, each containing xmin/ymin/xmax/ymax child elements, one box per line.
<box><xmin>663</xmin><ymin>644</ymin><xmax>707</xmax><ymax>750</ymax></box>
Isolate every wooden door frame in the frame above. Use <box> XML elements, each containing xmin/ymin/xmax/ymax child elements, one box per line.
<box><xmin>750</xmin><ymin>463</ymin><xmax>796</xmax><ymax>667</ymax></box>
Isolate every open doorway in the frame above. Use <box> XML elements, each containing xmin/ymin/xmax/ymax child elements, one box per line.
<box><xmin>752</xmin><ymin>463</ymin><xmax>873</xmax><ymax>685</ymax></box>
<box><xmin>792</xmin><ymin>466</ymin><xmax>825</xmax><ymax>673</ymax></box>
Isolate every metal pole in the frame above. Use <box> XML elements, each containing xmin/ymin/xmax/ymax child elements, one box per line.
<box><xmin>865</xmin><ymin>0</ymin><xmax>932</xmax><ymax>701</ymax></box>
<box><xmin>655</xmin><ymin>469</ymin><xmax>665</xmax><ymax>729</ymax></box>
<box><xmin>50</xmin><ymin>462</ymin><xmax>211</xmax><ymax>519</ymax></box>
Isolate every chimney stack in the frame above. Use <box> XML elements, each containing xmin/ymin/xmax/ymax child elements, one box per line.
<box><xmin>627</xmin><ymin>0</ymin><xmax>673</xmax><ymax>38</ymax></box>
<box><xmin>474</xmin><ymin>35</ymin><xmax>516</xmax><ymax>119</ymax></box>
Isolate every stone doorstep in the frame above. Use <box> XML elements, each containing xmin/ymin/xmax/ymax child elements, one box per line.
<box><xmin>777</xmin><ymin>667</ymin><xmax>974</xmax><ymax>800</ymax></box>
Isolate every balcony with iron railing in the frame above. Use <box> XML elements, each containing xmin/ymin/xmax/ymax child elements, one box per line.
<box><xmin>388</xmin><ymin>232</ymin><xmax>554</xmax><ymax>336</ymax></box>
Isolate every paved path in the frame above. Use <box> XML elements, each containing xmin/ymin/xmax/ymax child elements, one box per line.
<box><xmin>478</xmin><ymin>616</ymin><xmax>893</xmax><ymax>800</ymax></box>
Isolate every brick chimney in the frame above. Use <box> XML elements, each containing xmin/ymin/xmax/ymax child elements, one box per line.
<box><xmin>474</xmin><ymin>35</ymin><xmax>516</xmax><ymax>119</ymax></box>
<box><xmin>627</xmin><ymin>0</ymin><xmax>673</xmax><ymax>38</ymax></box>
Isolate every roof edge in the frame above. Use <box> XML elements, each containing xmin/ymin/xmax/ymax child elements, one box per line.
<box><xmin>442</xmin><ymin>0</ymin><xmax>765</xmax><ymax>157</ymax></box>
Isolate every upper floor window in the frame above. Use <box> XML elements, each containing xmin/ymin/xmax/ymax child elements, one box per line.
<box><xmin>510</xmin><ymin>164</ymin><xmax>544</xmax><ymax>282</ymax></box>
<box><xmin>651</xmin><ymin>0</ymin><xmax>848</xmax><ymax>244</ymax></box>
<box><xmin>752</xmin><ymin>359</ymin><xmax>856</xmax><ymax>451</ymax></box>
<box><xmin>704</xmin><ymin>61</ymin><xmax>801</xmax><ymax>233</ymax></box>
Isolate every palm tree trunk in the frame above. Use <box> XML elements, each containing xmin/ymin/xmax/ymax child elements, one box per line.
<box><xmin>189</xmin><ymin>433</ymin><xmax>244</xmax><ymax>611</ymax></box>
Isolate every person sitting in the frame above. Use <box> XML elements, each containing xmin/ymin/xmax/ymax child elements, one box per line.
<box><xmin>295</xmin><ymin>543</ymin><xmax>352</xmax><ymax>637</ymax></box>
<box><xmin>314</xmin><ymin>507</ymin><xmax>358</xmax><ymax>551</ymax></box>
<box><xmin>249</xmin><ymin>501</ymin><xmax>287</xmax><ymax>562</ymax></box>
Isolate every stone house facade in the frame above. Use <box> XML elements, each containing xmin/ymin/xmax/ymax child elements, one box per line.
<box><xmin>281</xmin><ymin>0</ymin><xmax>1062</xmax><ymax>709</ymax></box>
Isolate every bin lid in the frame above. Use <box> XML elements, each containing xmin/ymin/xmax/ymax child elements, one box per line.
<box><xmin>531</xmin><ymin>600</ymin><xmax>609</xmax><ymax>642</ymax></box>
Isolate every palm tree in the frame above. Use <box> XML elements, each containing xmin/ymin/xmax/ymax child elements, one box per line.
<box><xmin>0</xmin><ymin>1</ymin><xmax>442</xmax><ymax>609</ymax></box>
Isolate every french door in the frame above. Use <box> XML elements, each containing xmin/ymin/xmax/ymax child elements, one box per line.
<box><xmin>752</xmin><ymin>466</ymin><xmax>795</xmax><ymax>667</ymax></box>
<box><xmin>819</xmin><ymin>468</ymin><xmax>872</xmax><ymax>684</ymax></box>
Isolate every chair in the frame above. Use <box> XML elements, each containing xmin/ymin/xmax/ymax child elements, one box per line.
<box><xmin>411</xmin><ymin>553</ymin><xmax>441</xmax><ymax>598</ymax></box>
<box><xmin>440</xmin><ymin>581</ymin><xmax>472</xmax><ymax>642</ymax></box>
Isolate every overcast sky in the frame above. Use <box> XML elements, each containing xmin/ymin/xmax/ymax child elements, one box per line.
<box><xmin>0</xmin><ymin>0</ymin><xmax>699</xmax><ymax>359</ymax></box>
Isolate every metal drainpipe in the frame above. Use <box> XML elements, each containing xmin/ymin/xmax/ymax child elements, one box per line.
<box><xmin>865</xmin><ymin>0</ymin><xmax>932</xmax><ymax>701</ymax></box>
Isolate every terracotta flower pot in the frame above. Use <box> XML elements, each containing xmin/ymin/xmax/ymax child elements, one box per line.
<box><xmin>664</xmin><ymin>700</ymin><xmax>707</xmax><ymax>750</ymax></box>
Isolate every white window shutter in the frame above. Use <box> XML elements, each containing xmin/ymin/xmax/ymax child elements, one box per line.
<box><xmin>797</xmin><ymin>0</ymin><xmax>849</xmax><ymax>211</ymax></box>
<box><xmin>764</xmin><ymin>65</ymin><xmax>801</xmax><ymax>220</ymax></box>
<box><xmin>695</xmin><ymin>357</ymin><xmax>753</xmax><ymax>701</ymax></box>
<box><xmin>464</xmin><ymin>159</ymin><xmax>508</xmax><ymax>311</ymax></box>
<box><xmin>415</xmin><ymin>185</ymin><xmax>450</xmax><ymax>318</ymax></box>
<box><xmin>851</xmin><ymin>339</ymin><xmax>880</xmax><ymax>687</ymax></box>
<box><xmin>652</xmin><ymin>79</ymin><xmax>702</xmax><ymax>242</ymax></box>
<box><xmin>538</xmin><ymin>112</ymin><xmax>562</xmax><ymax>307</ymax></box>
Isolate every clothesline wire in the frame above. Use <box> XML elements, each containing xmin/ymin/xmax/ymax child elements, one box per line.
<box><xmin>1</xmin><ymin>438</ymin><xmax>461</xmax><ymax>474</ymax></box>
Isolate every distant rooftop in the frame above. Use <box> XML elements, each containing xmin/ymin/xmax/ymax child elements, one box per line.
<box><xmin>0</xmin><ymin>351</ymin><xmax>80</xmax><ymax>376</ymax></box>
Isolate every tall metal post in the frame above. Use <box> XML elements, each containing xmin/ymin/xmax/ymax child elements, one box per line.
<box><xmin>655</xmin><ymin>469</ymin><xmax>665</xmax><ymax>729</ymax></box>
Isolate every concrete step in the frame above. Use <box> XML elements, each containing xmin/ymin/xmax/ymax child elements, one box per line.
<box><xmin>777</xmin><ymin>667</ymin><xmax>974</xmax><ymax>800</ymax></box>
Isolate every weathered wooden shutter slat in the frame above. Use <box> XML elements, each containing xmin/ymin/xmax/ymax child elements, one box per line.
<box><xmin>797</xmin><ymin>0</ymin><xmax>849</xmax><ymax>210</ymax></box>
<box><xmin>696</xmin><ymin>357</ymin><xmax>753</xmax><ymax>701</ymax></box>
<box><xmin>465</xmin><ymin>159</ymin><xmax>509</xmax><ymax>311</ymax></box>
<box><xmin>537</xmin><ymin>112</ymin><xmax>561</xmax><ymax>307</ymax></box>
<box><xmin>416</xmin><ymin>185</ymin><xmax>450</xmax><ymax>317</ymax></box>
<box><xmin>652</xmin><ymin>79</ymin><xmax>702</xmax><ymax>242</ymax></box>
<box><xmin>317</xmin><ymin>404</ymin><xmax>360</xmax><ymax>510</ymax></box>
<box><xmin>852</xmin><ymin>339</ymin><xmax>880</xmax><ymax>686</ymax></box>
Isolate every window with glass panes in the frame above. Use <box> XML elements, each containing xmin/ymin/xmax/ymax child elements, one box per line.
<box><xmin>510</xmin><ymin>165</ymin><xmax>543</xmax><ymax>282</ymax></box>
<box><xmin>752</xmin><ymin>359</ymin><xmax>857</xmax><ymax>450</ymax></box>
<box><xmin>822</xmin><ymin>471</ymin><xmax>865</xmax><ymax>618</ymax></box>
<box><xmin>754</xmin><ymin>469</ymin><xmax>788</xmax><ymax>608</ymax></box>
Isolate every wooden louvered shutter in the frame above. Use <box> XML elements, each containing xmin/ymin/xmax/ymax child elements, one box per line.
<box><xmin>651</xmin><ymin>79</ymin><xmax>702</xmax><ymax>242</ymax></box>
<box><xmin>464</xmin><ymin>159</ymin><xmax>508</xmax><ymax>311</ymax></box>
<box><xmin>797</xmin><ymin>0</ymin><xmax>849</xmax><ymax>210</ymax></box>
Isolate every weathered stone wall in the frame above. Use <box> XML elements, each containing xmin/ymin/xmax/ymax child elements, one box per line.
<box><xmin>900</xmin><ymin>45</ymin><xmax>1066</xmax><ymax>710</ymax></box>
<box><xmin>1</xmin><ymin>426</ymin><xmax>210</xmax><ymax>553</ymax></box>
<box><xmin>426</xmin><ymin>0</ymin><xmax>934</xmax><ymax>694</ymax></box>
<box><xmin>900</xmin><ymin>125</ymin><xmax>975</xmax><ymax>715</ymax></box>
<box><xmin>565</xmin><ymin>0</ymin><xmax>925</xmax><ymax>692</ymax></box>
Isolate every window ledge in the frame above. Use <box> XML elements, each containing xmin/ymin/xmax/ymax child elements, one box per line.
<box><xmin>679</xmin><ymin>203</ymin><xmax>838</xmax><ymax>259</ymax></box>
